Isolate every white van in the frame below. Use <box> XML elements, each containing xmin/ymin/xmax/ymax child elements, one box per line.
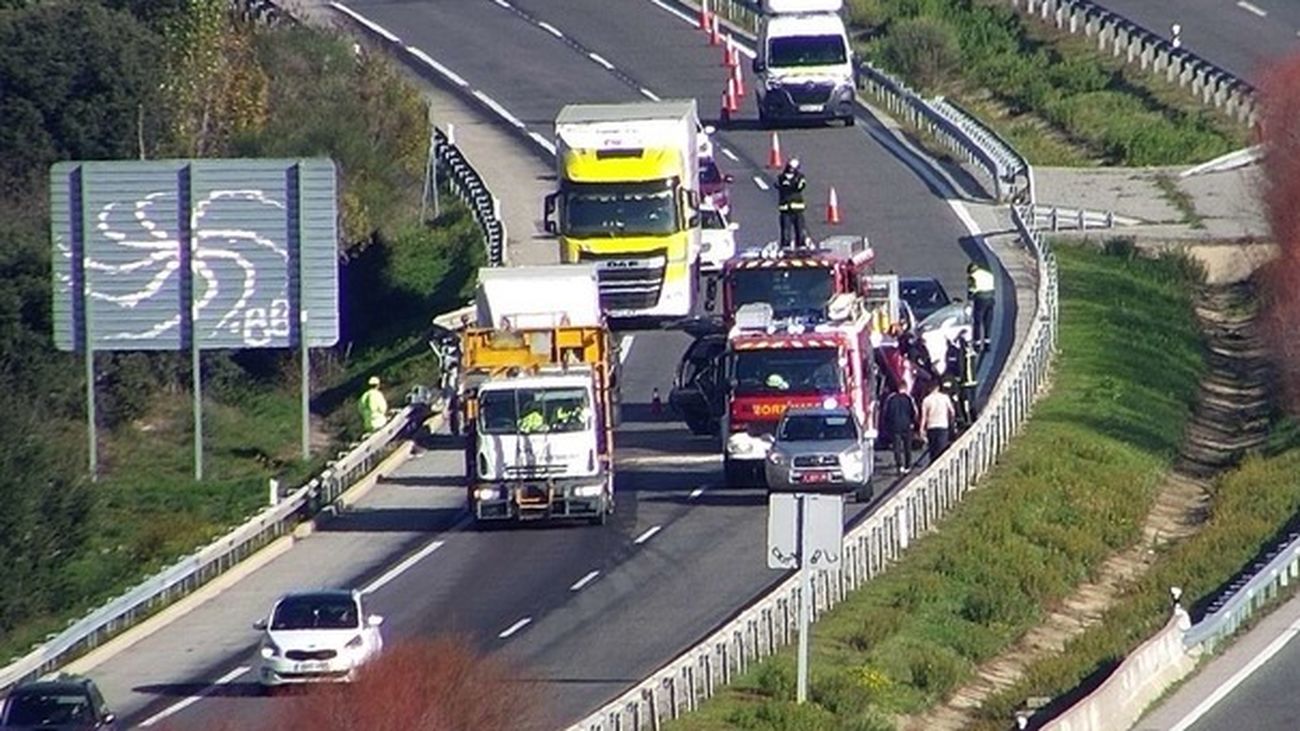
<box><xmin>753</xmin><ymin>0</ymin><xmax>857</xmax><ymax>126</ymax></box>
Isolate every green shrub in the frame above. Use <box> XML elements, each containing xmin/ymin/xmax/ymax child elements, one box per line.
<box><xmin>877</xmin><ymin>16</ymin><xmax>960</xmax><ymax>90</ymax></box>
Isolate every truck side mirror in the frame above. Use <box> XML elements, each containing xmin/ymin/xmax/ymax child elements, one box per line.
<box><xmin>752</xmin><ymin>58</ymin><xmax>763</xmax><ymax>74</ymax></box>
<box><xmin>543</xmin><ymin>193</ymin><xmax>558</xmax><ymax>234</ymax></box>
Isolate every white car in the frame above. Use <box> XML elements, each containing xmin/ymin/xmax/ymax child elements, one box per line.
<box><xmin>699</xmin><ymin>202</ymin><xmax>738</xmax><ymax>272</ymax></box>
<box><xmin>254</xmin><ymin>590</ymin><xmax>384</xmax><ymax>691</ymax></box>
<box><xmin>915</xmin><ymin>301</ymin><xmax>972</xmax><ymax>376</ymax></box>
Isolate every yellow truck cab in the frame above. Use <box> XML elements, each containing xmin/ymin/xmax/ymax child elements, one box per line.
<box><xmin>545</xmin><ymin>100</ymin><xmax>701</xmax><ymax>320</ymax></box>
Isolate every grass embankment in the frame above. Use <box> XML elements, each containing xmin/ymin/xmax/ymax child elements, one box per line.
<box><xmin>846</xmin><ymin>0</ymin><xmax>1249</xmax><ymax>166</ymax></box>
<box><xmin>0</xmin><ymin>11</ymin><xmax>483</xmax><ymax>665</ymax></box>
<box><xmin>665</xmin><ymin>244</ymin><xmax>1206</xmax><ymax>730</ymax></box>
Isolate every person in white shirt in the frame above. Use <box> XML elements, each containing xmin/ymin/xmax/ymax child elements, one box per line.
<box><xmin>919</xmin><ymin>381</ymin><xmax>956</xmax><ymax>463</ymax></box>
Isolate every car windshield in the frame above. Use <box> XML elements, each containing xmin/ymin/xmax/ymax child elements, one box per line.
<box><xmin>901</xmin><ymin>279</ymin><xmax>949</xmax><ymax>316</ymax></box>
<box><xmin>563</xmin><ymin>182</ymin><xmax>679</xmax><ymax>237</ymax></box>
<box><xmin>733</xmin><ymin>347</ymin><xmax>843</xmax><ymax>395</ymax></box>
<box><xmin>769</xmin><ymin>35</ymin><xmax>847</xmax><ymax>67</ymax></box>
<box><xmin>730</xmin><ymin>267</ymin><xmax>834</xmax><ymax>320</ymax></box>
<box><xmin>479</xmin><ymin>387</ymin><xmax>591</xmax><ymax>435</ymax></box>
<box><xmin>701</xmin><ymin>208</ymin><xmax>725</xmax><ymax>230</ymax></box>
<box><xmin>4</xmin><ymin>691</ymin><xmax>93</xmax><ymax>725</ymax></box>
<box><xmin>779</xmin><ymin>414</ymin><xmax>857</xmax><ymax>441</ymax></box>
<box><xmin>271</xmin><ymin>595</ymin><xmax>360</xmax><ymax>630</ymax></box>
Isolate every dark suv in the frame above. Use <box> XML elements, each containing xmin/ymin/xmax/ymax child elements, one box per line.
<box><xmin>0</xmin><ymin>676</ymin><xmax>117</xmax><ymax>730</ymax></box>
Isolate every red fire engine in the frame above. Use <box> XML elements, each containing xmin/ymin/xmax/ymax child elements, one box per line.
<box><xmin>721</xmin><ymin>294</ymin><xmax>878</xmax><ymax>487</ymax></box>
<box><xmin>721</xmin><ymin>235</ymin><xmax>876</xmax><ymax>329</ymax></box>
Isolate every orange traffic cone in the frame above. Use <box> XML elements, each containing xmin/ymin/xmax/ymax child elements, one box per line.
<box><xmin>720</xmin><ymin>79</ymin><xmax>738</xmax><ymax>121</ymax></box>
<box><xmin>723</xmin><ymin>34</ymin><xmax>738</xmax><ymax>67</ymax></box>
<box><xmin>698</xmin><ymin>0</ymin><xmax>710</xmax><ymax>31</ymax></box>
<box><xmin>826</xmin><ymin>186</ymin><xmax>842</xmax><ymax>224</ymax></box>
<box><xmin>767</xmin><ymin>132</ymin><xmax>783</xmax><ymax>169</ymax></box>
<box><xmin>651</xmin><ymin>388</ymin><xmax>663</xmax><ymax>415</ymax></box>
<box><xmin>731</xmin><ymin>60</ymin><xmax>745</xmax><ymax>97</ymax></box>
<box><xmin>709</xmin><ymin>13</ymin><xmax>721</xmax><ymax>45</ymax></box>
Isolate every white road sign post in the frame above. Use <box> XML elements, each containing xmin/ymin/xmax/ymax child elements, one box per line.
<box><xmin>767</xmin><ymin>492</ymin><xmax>844</xmax><ymax>703</ymax></box>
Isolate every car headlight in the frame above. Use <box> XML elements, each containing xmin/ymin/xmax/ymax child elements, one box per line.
<box><xmin>840</xmin><ymin>449</ymin><xmax>864</xmax><ymax>469</ymax></box>
<box><xmin>260</xmin><ymin>639</ymin><xmax>281</xmax><ymax>659</ymax></box>
<box><xmin>474</xmin><ymin>487</ymin><xmax>500</xmax><ymax>501</ymax></box>
<box><xmin>345</xmin><ymin>634</ymin><xmax>364</xmax><ymax>650</ymax></box>
<box><xmin>767</xmin><ymin>451</ymin><xmax>786</xmax><ymax>465</ymax></box>
<box><xmin>573</xmin><ymin>484</ymin><xmax>603</xmax><ymax>498</ymax></box>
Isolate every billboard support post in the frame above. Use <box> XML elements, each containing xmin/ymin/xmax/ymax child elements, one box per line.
<box><xmin>75</xmin><ymin>168</ymin><xmax>99</xmax><ymax>482</ymax></box>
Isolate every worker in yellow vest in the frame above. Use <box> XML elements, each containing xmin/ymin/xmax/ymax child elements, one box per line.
<box><xmin>967</xmin><ymin>262</ymin><xmax>995</xmax><ymax>352</ymax></box>
<box><xmin>359</xmin><ymin>376</ymin><xmax>389</xmax><ymax>432</ymax></box>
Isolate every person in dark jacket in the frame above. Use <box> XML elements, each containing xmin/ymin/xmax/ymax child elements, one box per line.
<box><xmin>776</xmin><ymin>158</ymin><xmax>807</xmax><ymax>249</ymax></box>
<box><xmin>882</xmin><ymin>381</ymin><xmax>919</xmax><ymax>474</ymax></box>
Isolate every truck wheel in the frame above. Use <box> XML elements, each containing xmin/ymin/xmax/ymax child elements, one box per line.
<box><xmin>841</xmin><ymin>115</ymin><xmax>856</xmax><ymax>127</ymax></box>
<box><xmin>724</xmin><ymin>459</ymin><xmax>750</xmax><ymax>488</ymax></box>
<box><xmin>855</xmin><ymin>483</ymin><xmax>873</xmax><ymax>503</ymax></box>
<box><xmin>685</xmin><ymin>417</ymin><xmax>712</xmax><ymax>436</ymax></box>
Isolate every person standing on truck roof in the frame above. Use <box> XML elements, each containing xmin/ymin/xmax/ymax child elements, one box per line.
<box><xmin>359</xmin><ymin>376</ymin><xmax>389</xmax><ymax>432</ymax></box>
<box><xmin>968</xmin><ymin>261</ymin><xmax>996</xmax><ymax>351</ymax></box>
<box><xmin>776</xmin><ymin>158</ymin><xmax>808</xmax><ymax>250</ymax></box>
<box><xmin>919</xmin><ymin>380</ymin><xmax>956</xmax><ymax>464</ymax></box>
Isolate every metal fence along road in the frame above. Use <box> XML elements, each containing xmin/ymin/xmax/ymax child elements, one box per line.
<box><xmin>1009</xmin><ymin>0</ymin><xmax>1257</xmax><ymax>127</ymax></box>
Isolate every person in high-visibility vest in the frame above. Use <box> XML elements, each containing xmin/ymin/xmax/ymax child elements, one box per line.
<box><xmin>358</xmin><ymin>376</ymin><xmax>389</xmax><ymax>432</ymax></box>
<box><xmin>776</xmin><ymin>158</ymin><xmax>807</xmax><ymax>249</ymax></box>
<box><xmin>967</xmin><ymin>262</ymin><xmax>996</xmax><ymax>351</ymax></box>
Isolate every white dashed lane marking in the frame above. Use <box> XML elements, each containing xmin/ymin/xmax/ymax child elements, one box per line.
<box><xmin>634</xmin><ymin>525</ymin><xmax>663</xmax><ymax>545</ymax></box>
<box><xmin>537</xmin><ymin>20</ymin><xmax>563</xmax><ymax>37</ymax></box>
<box><xmin>753</xmin><ymin>175</ymin><xmax>770</xmax><ymax>191</ymax></box>
<box><xmin>139</xmin><ymin>666</ymin><xmax>250</xmax><ymax>727</ymax></box>
<box><xmin>1237</xmin><ymin>0</ymin><xmax>1267</xmax><ymax>16</ymax></box>
<box><xmin>498</xmin><ymin>616</ymin><xmax>533</xmax><ymax>638</ymax></box>
<box><xmin>570</xmin><ymin>570</ymin><xmax>600</xmax><ymax>591</ymax></box>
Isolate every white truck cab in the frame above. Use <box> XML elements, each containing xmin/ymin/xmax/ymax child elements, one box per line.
<box><xmin>753</xmin><ymin>0</ymin><xmax>857</xmax><ymax>126</ymax></box>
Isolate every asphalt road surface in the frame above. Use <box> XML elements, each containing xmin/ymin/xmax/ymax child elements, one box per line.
<box><xmin>84</xmin><ymin>1</ymin><xmax>994</xmax><ymax>728</ymax></box>
<box><xmin>1090</xmin><ymin>0</ymin><xmax>1300</xmax><ymax>82</ymax></box>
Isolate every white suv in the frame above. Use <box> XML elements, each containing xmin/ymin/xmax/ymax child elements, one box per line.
<box><xmin>254</xmin><ymin>589</ymin><xmax>384</xmax><ymax>691</ymax></box>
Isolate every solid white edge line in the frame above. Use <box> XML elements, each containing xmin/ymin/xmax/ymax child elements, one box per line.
<box><xmin>721</xmin><ymin>148</ymin><xmax>739</xmax><ymax>162</ymax></box>
<box><xmin>639</xmin><ymin>87</ymin><xmax>662</xmax><ymax>101</ymax></box>
<box><xmin>330</xmin><ymin>2</ymin><xmax>401</xmax><ymax>43</ymax></box>
<box><xmin>1236</xmin><ymin>0</ymin><xmax>1267</xmax><ymax>17</ymax></box>
<box><xmin>570</xmin><ymin>570</ymin><xmax>601</xmax><ymax>591</ymax></box>
<box><xmin>362</xmin><ymin>539</ymin><xmax>445</xmax><ymax>595</ymax></box>
<box><xmin>472</xmin><ymin>90</ymin><xmax>526</xmax><ymax>128</ymax></box>
<box><xmin>634</xmin><ymin>525</ymin><xmax>662</xmax><ymax>544</ymax></box>
<box><xmin>619</xmin><ymin>335</ymin><xmax>635</xmax><ymax>364</ymax></box>
<box><xmin>1168</xmin><ymin>619</ymin><xmax>1300</xmax><ymax>731</ymax></box>
<box><xmin>493</xmin><ymin>0</ymin><xmax>511</xmax><ymax>7</ymax></box>
<box><xmin>139</xmin><ymin>665</ymin><xmax>250</xmax><ymax>727</ymax></box>
<box><xmin>498</xmin><ymin>616</ymin><xmax>532</xmax><ymax>638</ymax></box>
<box><xmin>529</xmin><ymin>131</ymin><xmax>557</xmax><ymax>155</ymax></box>
<box><xmin>752</xmin><ymin>175</ymin><xmax>769</xmax><ymax>191</ymax></box>
<box><xmin>589</xmin><ymin>52</ymin><xmax>616</xmax><ymax>70</ymax></box>
<box><xmin>537</xmin><ymin>20</ymin><xmax>564</xmax><ymax>38</ymax></box>
<box><xmin>406</xmin><ymin>46</ymin><xmax>468</xmax><ymax>87</ymax></box>
<box><xmin>644</xmin><ymin>0</ymin><xmax>756</xmax><ymax>58</ymax></box>
<box><xmin>689</xmin><ymin>486</ymin><xmax>705</xmax><ymax>499</ymax></box>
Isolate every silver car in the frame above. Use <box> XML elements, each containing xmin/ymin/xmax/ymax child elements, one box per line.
<box><xmin>764</xmin><ymin>406</ymin><xmax>873</xmax><ymax>502</ymax></box>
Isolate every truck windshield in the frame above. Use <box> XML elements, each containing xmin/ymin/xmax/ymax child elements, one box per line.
<box><xmin>479</xmin><ymin>387</ymin><xmax>591</xmax><ymax>435</ymax></box>
<box><xmin>769</xmin><ymin>35</ymin><xmax>847</xmax><ymax>67</ymax></box>
<box><xmin>733</xmin><ymin>347</ymin><xmax>843</xmax><ymax>395</ymax></box>
<box><xmin>779</xmin><ymin>414</ymin><xmax>857</xmax><ymax>441</ymax></box>
<box><xmin>564</xmin><ymin>182</ymin><xmax>679</xmax><ymax>237</ymax></box>
<box><xmin>731</xmin><ymin>266</ymin><xmax>834</xmax><ymax>319</ymax></box>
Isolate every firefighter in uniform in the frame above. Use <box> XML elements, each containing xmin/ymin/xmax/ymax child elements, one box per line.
<box><xmin>776</xmin><ymin>158</ymin><xmax>808</xmax><ymax>249</ymax></box>
<box><xmin>968</xmin><ymin>262</ymin><xmax>996</xmax><ymax>351</ymax></box>
<box><xmin>956</xmin><ymin>333</ymin><xmax>979</xmax><ymax>427</ymax></box>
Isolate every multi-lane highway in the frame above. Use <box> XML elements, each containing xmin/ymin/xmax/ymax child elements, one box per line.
<box><xmin>1087</xmin><ymin>0</ymin><xmax>1299</xmax><ymax>81</ymax></box>
<box><xmin>73</xmin><ymin>1</ymin><xmax>994</xmax><ymax>727</ymax></box>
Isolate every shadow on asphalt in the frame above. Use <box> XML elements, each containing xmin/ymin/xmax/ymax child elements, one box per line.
<box><xmin>133</xmin><ymin>681</ymin><xmax>263</xmax><ymax>699</ymax></box>
<box><xmin>317</xmin><ymin>507</ymin><xmax>463</xmax><ymax>533</ymax></box>
<box><xmin>381</xmin><ymin>474</ymin><xmax>465</xmax><ymax>488</ymax></box>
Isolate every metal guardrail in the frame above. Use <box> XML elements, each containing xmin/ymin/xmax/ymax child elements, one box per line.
<box><xmin>435</xmin><ymin>128</ymin><xmax>507</xmax><ymax>266</ymax></box>
<box><xmin>1183</xmin><ymin>530</ymin><xmax>1300</xmax><ymax>651</ymax></box>
<box><xmin>1009</xmin><ymin>0</ymin><xmax>1257</xmax><ymax>127</ymax></box>
<box><xmin>1032</xmin><ymin>205</ymin><xmax>1129</xmax><ymax>231</ymax></box>
<box><xmin>0</xmin><ymin>406</ymin><xmax>418</xmax><ymax>694</ymax></box>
